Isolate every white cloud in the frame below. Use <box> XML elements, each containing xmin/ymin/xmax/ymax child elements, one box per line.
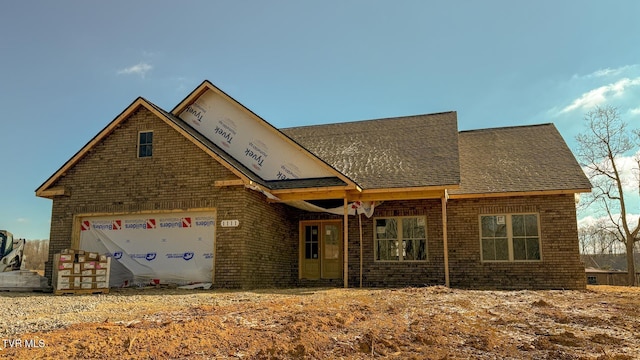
<box><xmin>577</xmin><ymin>215</ymin><xmax>599</xmax><ymax>228</ymax></box>
<box><xmin>117</xmin><ymin>62</ymin><xmax>153</xmax><ymax>78</ymax></box>
<box><xmin>582</xmin><ymin>151</ymin><xmax>640</xmax><ymax>194</ymax></box>
<box><xmin>629</xmin><ymin>107</ymin><xmax>640</xmax><ymax>116</ymax></box>
<box><xmin>618</xmin><ymin>153</ymin><xmax>640</xmax><ymax>194</ymax></box>
<box><xmin>16</xmin><ymin>218</ymin><xmax>28</xmax><ymax>223</ymax></box>
<box><xmin>572</xmin><ymin>65</ymin><xmax>638</xmax><ymax>80</ymax></box>
<box><xmin>591</xmin><ymin>68</ymin><xmax>618</xmax><ymax>77</ymax></box>
<box><xmin>559</xmin><ymin>77</ymin><xmax>640</xmax><ymax>114</ymax></box>
<box><xmin>578</xmin><ymin>212</ymin><xmax>640</xmax><ymax>229</ymax></box>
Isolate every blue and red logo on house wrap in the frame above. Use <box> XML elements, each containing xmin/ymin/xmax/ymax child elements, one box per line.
<box><xmin>123</xmin><ymin>218</ymin><xmax>156</xmax><ymax>230</ymax></box>
<box><xmin>81</xmin><ymin>219</ymin><xmax>122</xmax><ymax>231</ymax></box>
<box><xmin>82</xmin><ymin>216</ymin><xmax>212</xmax><ymax>231</ymax></box>
<box><xmin>159</xmin><ymin>217</ymin><xmax>192</xmax><ymax>229</ymax></box>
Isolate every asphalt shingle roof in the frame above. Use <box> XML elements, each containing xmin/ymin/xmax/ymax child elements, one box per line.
<box><xmin>38</xmin><ymin>81</ymin><xmax>590</xmax><ymax>199</ymax></box>
<box><xmin>451</xmin><ymin>123</ymin><xmax>592</xmax><ymax>195</ymax></box>
<box><xmin>282</xmin><ymin>112</ymin><xmax>461</xmax><ymax>190</ymax></box>
<box><xmin>158</xmin><ymin>99</ymin><xmax>589</xmax><ymax>194</ymax></box>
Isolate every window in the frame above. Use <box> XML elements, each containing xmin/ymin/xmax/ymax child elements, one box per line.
<box><xmin>375</xmin><ymin>216</ymin><xmax>427</xmax><ymax>261</ymax></box>
<box><xmin>304</xmin><ymin>225</ymin><xmax>319</xmax><ymax>259</ymax></box>
<box><xmin>587</xmin><ymin>276</ymin><xmax>597</xmax><ymax>285</ymax></box>
<box><xmin>138</xmin><ymin>131</ymin><xmax>153</xmax><ymax>158</ymax></box>
<box><xmin>480</xmin><ymin>214</ymin><xmax>541</xmax><ymax>262</ymax></box>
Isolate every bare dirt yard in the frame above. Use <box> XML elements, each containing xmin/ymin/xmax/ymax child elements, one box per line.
<box><xmin>0</xmin><ymin>285</ymin><xmax>638</xmax><ymax>359</ymax></box>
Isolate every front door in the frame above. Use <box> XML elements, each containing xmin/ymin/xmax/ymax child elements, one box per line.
<box><xmin>300</xmin><ymin>221</ymin><xmax>342</xmax><ymax>279</ymax></box>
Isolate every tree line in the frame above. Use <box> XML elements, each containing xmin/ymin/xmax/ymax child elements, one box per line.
<box><xmin>21</xmin><ymin>239</ymin><xmax>49</xmax><ymax>270</ymax></box>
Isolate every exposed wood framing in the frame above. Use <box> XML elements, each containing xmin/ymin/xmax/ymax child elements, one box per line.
<box><xmin>271</xmin><ymin>187</ymin><xmax>450</xmax><ymax>203</ymax></box>
<box><xmin>269</xmin><ymin>189</ymin><xmax>349</xmax><ymax>202</ymax></box>
<box><xmin>37</xmin><ymin>186</ymin><xmax>69</xmax><ymax>198</ymax></box>
<box><xmin>448</xmin><ymin>188</ymin><xmax>592</xmax><ymax>199</ymax></box>
<box><xmin>351</xmin><ymin>189</ymin><xmax>445</xmax><ymax>202</ymax></box>
<box><xmin>214</xmin><ymin>179</ymin><xmax>244</xmax><ymax>187</ymax></box>
<box><xmin>265</xmin><ymin>185</ymin><xmax>590</xmax><ymax>204</ymax></box>
<box><xmin>343</xmin><ymin>198</ymin><xmax>349</xmax><ymax>288</ymax></box>
<box><xmin>357</xmin><ymin>184</ymin><xmax>457</xmax><ymax>193</ymax></box>
<box><xmin>441</xmin><ymin>194</ymin><xmax>450</xmax><ymax>287</ymax></box>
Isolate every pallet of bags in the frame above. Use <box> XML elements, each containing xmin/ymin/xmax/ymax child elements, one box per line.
<box><xmin>52</xmin><ymin>249</ymin><xmax>111</xmax><ymax>295</ymax></box>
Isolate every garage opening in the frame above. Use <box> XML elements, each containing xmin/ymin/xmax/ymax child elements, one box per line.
<box><xmin>77</xmin><ymin>210</ymin><xmax>215</xmax><ymax>287</ymax></box>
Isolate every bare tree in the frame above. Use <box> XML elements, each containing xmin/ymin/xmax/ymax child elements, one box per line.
<box><xmin>578</xmin><ymin>225</ymin><xmax>594</xmax><ymax>255</ymax></box>
<box><xmin>579</xmin><ymin>218</ymin><xmax>625</xmax><ymax>255</ymax></box>
<box><xmin>22</xmin><ymin>239</ymin><xmax>49</xmax><ymax>271</ymax></box>
<box><xmin>576</xmin><ymin>105</ymin><xmax>640</xmax><ymax>285</ymax></box>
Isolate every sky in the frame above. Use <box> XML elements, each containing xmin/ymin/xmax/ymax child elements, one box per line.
<box><xmin>1</xmin><ymin>1</ymin><xmax>639</xmax><ymax>240</ymax></box>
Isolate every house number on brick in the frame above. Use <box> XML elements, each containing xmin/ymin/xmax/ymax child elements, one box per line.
<box><xmin>220</xmin><ymin>220</ymin><xmax>239</xmax><ymax>227</ymax></box>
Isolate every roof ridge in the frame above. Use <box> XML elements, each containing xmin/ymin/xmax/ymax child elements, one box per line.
<box><xmin>282</xmin><ymin>111</ymin><xmax>456</xmax><ymax>130</ymax></box>
<box><xmin>459</xmin><ymin>123</ymin><xmax>554</xmax><ymax>134</ymax></box>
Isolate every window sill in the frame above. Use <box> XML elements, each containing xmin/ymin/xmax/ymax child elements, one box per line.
<box><xmin>481</xmin><ymin>260</ymin><xmax>543</xmax><ymax>264</ymax></box>
<box><xmin>374</xmin><ymin>260</ymin><xmax>429</xmax><ymax>263</ymax></box>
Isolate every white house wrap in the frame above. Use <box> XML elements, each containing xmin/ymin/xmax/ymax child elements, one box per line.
<box><xmin>78</xmin><ymin>211</ymin><xmax>215</xmax><ymax>287</ymax></box>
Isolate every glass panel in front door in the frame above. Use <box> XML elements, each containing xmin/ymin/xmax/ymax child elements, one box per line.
<box><xmin>305</xmin><ymin>225</ymin><xmax>319</xmax><ymax>259</ymax></box>
<box><xmin>324</xmin><ymin>224</ymin><xmax>339</xmax><ymax>260</ymax></box>
<box><xmin>302</xmin><ymin>225</ymin><xmax>321</xmax><ymax>279</ymax></box>
<box><xmin>322</xmin><ymin>224</ymin><xmax>341</xmax><ymax>279</ymax></box>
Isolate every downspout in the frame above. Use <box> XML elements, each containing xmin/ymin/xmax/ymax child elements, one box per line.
<box><xmin>343</xmin><ymin>198</ymin><xmax>349</xmax><ymax>288</ymax></box>
<box><xmin>441</xmin><ymin>190</ymin><xmax>450</xmax><ymax>287</ymax></box>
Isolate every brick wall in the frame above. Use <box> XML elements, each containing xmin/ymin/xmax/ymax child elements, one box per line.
<box><xmin>291</xmin><ymin>195</ymin><xmax>585</xmax><ymax>290</ymax></box>
<box><xmin>347</xmin><ymin>199</ymin><xmax>446</xmax><ymax>287</ymax></box>
<box><xmin>293</xmin><ymin>200</ymin><xmax>446</xmax><ymax>288</ymax></box>
<box><xmin>44</xmin><ymin>106</ymin><xmax>277</xmax><ymax>288</ymax></box>
<box><xmin>239</xmin><ymin>190</ymin><xmax>298</xmax><ymax>288</ymax></box>
<box><xmin>447</xmin><ymin>194</ymin><xmax>586</xmax><ymax>289</ymax></box>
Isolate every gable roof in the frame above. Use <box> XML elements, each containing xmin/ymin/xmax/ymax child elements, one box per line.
<box><xmin>145</xmin><ymin>101</ymin><xmax>271</xmax><ymax>188</ymax></box>
<box><xmin>449</xmin><ymin>123</ymin><xmax>592</xmax><ymax>197</ymax></box>
<box><xmin>282</xmin><ymin>112</ymin><xmax>460</xmax><ymax>190</ymax></box>
<box><xmin>581</xmin><ymin>253</ymin><xmax>640</xmax><ymax>272</ymax></box>
<box><xmin>36</xmin><ymin>80</ymin><xmax>590</xmax><ymax>202</ymax></box>
<box><xmin>151</xmin><ymin>101</ymin><xmax>348</xmax><ymax>190</ymax></box>
<box><xmin>36</xmin><ymin>96</ymin><xmax>350</xmax><ymax>198</ymax></box>
<box><xmin>170</xmin><ymin>80</ymin><xmax>357</xmax><ymax>187</ymax></box>
<box><xmin>35</xmin><ymin>97</ymin><xmax>260</xmax><ymax>197</ymax></box>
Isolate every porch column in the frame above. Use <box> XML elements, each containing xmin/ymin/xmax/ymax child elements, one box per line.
<box><xmin>343</xmin><ymin>198</ymin><xmax>349</xmax><ymax>288</ymax></box>
<box><xmin>441</xmin><ymin>192</ymin><xmax>450</xmax><ymax>287</ymax></box>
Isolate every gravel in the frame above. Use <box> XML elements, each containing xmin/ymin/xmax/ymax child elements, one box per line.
<box><xmin>0</xmin><ymin>289</ymin><xmax>223</xmax><ymax>337</ymax></box>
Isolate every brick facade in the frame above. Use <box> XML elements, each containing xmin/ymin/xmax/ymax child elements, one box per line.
<box><xmin>239</xmin><ymin>190</ymin><xmax>298</xmax><ymax>288</ymax></box>
<box><xmin>346</xmin><ymin>199</ymin><xmax>446</xmax><ymax>287</ymax></box>
<box><xmin>292</xmin><ymin>196</ymin><xmax>585</xmax><ymax>290</ymax></box>
<box><xmin>43</xmin><ymin>106</ymin><xmax>586</xmax><ymax>290</ymax></box>
<box><xmin>44</xmin><ymin>107</ymin><xmax>295</xmax><ymax>289</ymax></box>
<box><xmin>446</xmin><ymin>195</ymin><xmax>586</xmax><ymax>289</ymax></box>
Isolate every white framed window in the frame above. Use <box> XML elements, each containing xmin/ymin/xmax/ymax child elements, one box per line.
<box><xmin>480</xmin><ymin>213</ymin><xmax>541</xmax><ymax>262</ymax></box>
<box><xmin>374</xmin><ymin>216</ymin><xmax>427</xmax><ymax>261</ymax></box>
<box><xmin>138</xmin><ymin>131</ymin><xmax>153</xmax><ymax>158</ymax></box>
